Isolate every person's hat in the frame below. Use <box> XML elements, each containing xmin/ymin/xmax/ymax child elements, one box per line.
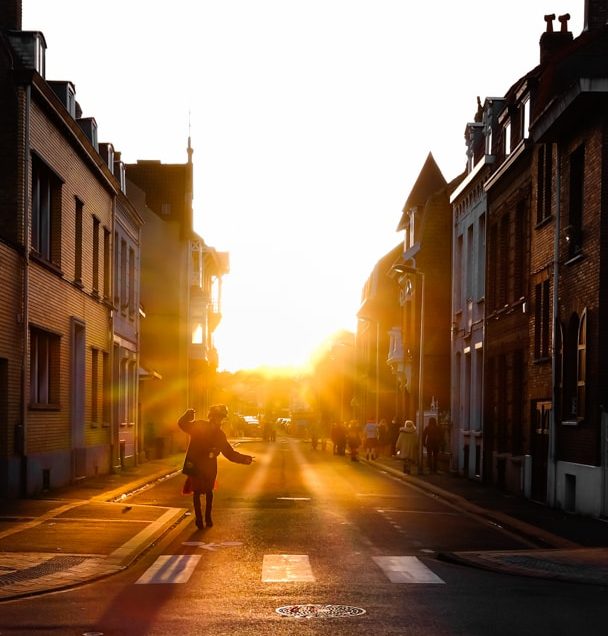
<box><xmin>404</xmin><ymin>420</ymin><xmax>416</xmax><ymax>432</ymax></box>
<box><xmin>208</xmin><ymin>404</ymin><xmax>228</xmax><ymax>419</ymax></box>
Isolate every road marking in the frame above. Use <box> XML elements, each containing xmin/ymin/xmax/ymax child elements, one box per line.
<box><xmin>373</xmin><ymin>556</ymin><xmax>445</xmax><ymax>584</ymax></box>
<box><xmin>262</xmin><ymin>554</ymin><xmax>315</xmax><ymax>582</ymax></box>
<box><xmin>135</xmin><ymin>554</ymin><xmax>201</xmax><ymax>584</ymax></box>
<box><xmin>182</xmin><ymin>541</ymin><xmax>243</xmax><ymax>551</ymax></box>
<box><xmin>276</xmin><ymin>497</ymin><xmax>311</xmax><ymax>501</ymax></box>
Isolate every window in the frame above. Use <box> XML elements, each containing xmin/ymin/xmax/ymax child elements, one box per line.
<box><xmin>504</xmin><ymin>121</ymin><xmax>511</xmax><ymax>156</ymax></box>
<box><xmin>114</xmin><ymin>231</ymin><xmax>120</xmax><ymax>307</ymax></box>
<box><xmin>536</xmin><ymin>145</ymin><xmax>553</xmax><ymax>224</ymax></box>
<box><xmin>91</xmin><ymin>348</ymin><xmax>99</xmax><ymax>423</ymax></box>
<box><xmin>103</xmin><ymin>228</ymin><xmax>111</xmax><ymax>300</ymax></box>
<box><xmin>566</xmin><ymin>145</ymin><xmax>584</xmax><ymax>257</ymax></box>
<box><xmin>486</xmin><ymin>128</ymin><xmax>493</xmax><ymax>156</ymax></box>
<box><xmin>534</xmin><ymin>280</ymin><xmax>550</xmax><ymax>360</ymax></box>
<box><xmin>120</xmin><ymin>239</ymin><xmax>127</xmax><ymax>313</ymax></box>
<box><xmin>74</xmin><ymin>198</ymin><xmax>83</xmax><ymax>283</ymax></box>
<box><xmin>513</xmin><ymin>201</ymin><xmax>526</xmax><ymax>299</ymax></box>
<box><xmin>562</xmin><ymin>310</ymin><xmax>586</xmax><ymax>422</ymax></box>
<box><xmin>32</xmin><ymin>157</ymin><xmax>61</xmax><ymax>264</ymax></box>
<box><xmin>522</xmin><ymin>98</ymin><xmax>530</xmax><ymax>140</ymax></box>
<box><xmin>29</xmin><ymin>327</ymin><xmax>60</xmax><ymax>406</ymax></box>
<box><xmin>128</xmin><ymin>246</ymin><xmax>135</xmax><ymax>317</ymax></box>
<box><xmin>92</xmin><ymin>217</ymin><xmax>100</xmax><ymax>294</ymax></box>
<box><xmin>477</xmin><ymin>213</ymin><xmax>485</xmax><ymax>299</ymax></box>
<box><xmin>512</xmin><ymin>350</ymin><xmax>524</xmax><ymax>454</ymax></box>
<box><xmin>454</xmin><ymin>234</ymin><xmax>463</xmax><ymax>311</ymax></box>
<box><xmin>487</xmin><ymin>223</ymin><xmax>497</xmax><ymax>311</ymax></box>
<box><xmin>498</xmin><ymin>215</ymin><xmax>509</xmax><ymax>306</ymax></box>
<box><xmin>102</xmin><ymin>351</ymin><xmax>110</xmax><ymax>424</ymax></box>
<box><xmin>577</xmin><ymin>309</ymin><xmax>587</xmax><ymax>420</ymax></box>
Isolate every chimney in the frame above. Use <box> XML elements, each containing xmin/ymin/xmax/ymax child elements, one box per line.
<box><xmin>584</xmin><ymin>0</ymin><xmax>608</xmax><ymax>30</ymax></box>
<box><xmin>540</xmin><ymin>13</ymin><xmax>573</xmax><ymax>64</ymax></box>
<box><xmin>0</xmin><ymin>0</ymin><xmax>22</xmax><ymax>31</ymax></box>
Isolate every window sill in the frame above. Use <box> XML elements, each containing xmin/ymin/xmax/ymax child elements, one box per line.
<box><xmin>30</xmin><ymin>252</ymin><xmax>63</xmax><ymax>276</ymax></box>
<box><xmin>533</xmin><ymin>356</ymin><xmax>551</xmax><ymax>364</ymax></box>
<box><xmin>561</xmin><ymin>419</ymin><xmax>583</xmax><ymax>426</ymax></box>
<box><xmin>29</xmin><ymin>403</ymin><xmax>61</xmax><ymax>411</ymax></box>
<box><xmin>534</xmin><ymin>215</ymin><xmax>553</xmax><ymax>230</ymax></box>
<box><xmin>564</xmin><ymin>252</ymin><xmax>585</xmax><ymax>266</ymax></box>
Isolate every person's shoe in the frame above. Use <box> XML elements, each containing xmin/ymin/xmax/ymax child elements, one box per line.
<box><xmin>195</xmin><ymin>520</ymin><xmax>204</xmax><ymax>530</ymax></box>
<box><xmin>205</xmin><ymin>516</ymin><xmax>213</xmax><ymax>528</ymax></box>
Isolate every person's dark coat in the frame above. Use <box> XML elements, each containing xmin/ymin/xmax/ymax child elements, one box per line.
<box><xmin>179</xmin><ymin>411</ymin><xmax>251</xmax><ymax>493</ymax></box>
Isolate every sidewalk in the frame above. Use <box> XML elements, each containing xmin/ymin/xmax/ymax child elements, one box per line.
<box><xmin>364</xmin><ymin>454</ymin><xmax>608</xmax><ymax>586</ymax></box>
<box><xmin>0</xmin><ymin>455</ymin><xmax>188</xmax><ymax>602</ymax></box>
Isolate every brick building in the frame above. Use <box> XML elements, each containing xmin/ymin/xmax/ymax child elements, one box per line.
<box><xmin>390</xmin><ymin>154</ymin><xmax>461</xmax><ymax>451</ymax></box>
<box><xmin>0</xmin><ymin>3</ymin><xmax>139</xmax><ymax>495</ymax></box>
<box><xmin>528</xmin><ymin>1</ymin><xmax>608</xmax><ymax>515</ymax></box>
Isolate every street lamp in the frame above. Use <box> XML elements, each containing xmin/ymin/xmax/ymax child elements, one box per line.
<box><xmin>391</xmin><ymin>262</ymin><xmax>425</xmax><ymax>469</ymax></box>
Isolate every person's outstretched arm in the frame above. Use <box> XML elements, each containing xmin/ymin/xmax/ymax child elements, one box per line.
<box><xmin>219</xmin><ymin>431</ymin><xmax>253</xmax><ymax>464</ymax></box>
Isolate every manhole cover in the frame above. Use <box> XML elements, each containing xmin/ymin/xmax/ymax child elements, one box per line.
<box><xmin>276</xmin><ymin>604</ymin><xmax>366</xmax><ymax>619</ymax></box>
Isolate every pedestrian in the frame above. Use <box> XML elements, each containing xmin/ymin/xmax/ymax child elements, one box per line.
<box><xmin>422</xmin><ymin>416</ymin><xmax>441</xmax><ymax>473</ymax></box>
<box><xmin>377</xmin><ymin>418</ymin><xmax>390</xmax><ymax>458</ymax></box>
<box><xmin>347</xmin><ymin>421</ymin><xmax>361</xmax><ymax>462</ymax></box>
<box><xmin>363</xmin><ymin>419</ymin><xmax>379</xmax><ymax>460</ymax></box>
<box><xmin>178</xmin><ymin>405</ymin><xmax>253</xmax><ymax>530</ymax></box>
<box><xmin>333</xmin><ymin>422</ymin><xmax>347</xmax><ymax>455</ymax></box>
<box><xmin>395</xmin><ymin>420</ymin><xmax>417</xmax><ymax>474</ymax></box>
<box><xmin>389</xmin><ymin>416</ymin><xmax>401</xmax><ymax>456</ymax></box>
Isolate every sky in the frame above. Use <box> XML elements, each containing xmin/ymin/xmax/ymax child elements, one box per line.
<box><xmin>23</xmin><ymin>0</ymin><xmax>583</xmax><ymax>372</ymax></box>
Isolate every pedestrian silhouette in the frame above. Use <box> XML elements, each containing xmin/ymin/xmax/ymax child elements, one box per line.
<box><xmin>178</xmin><ymin>405</ymin><xmax>253</xmax><ymax>529</ymax></box>
<box><xmin>422</xmin><ymin>416</ymin><xmax>441</xmax><ymax>473</ymax></box>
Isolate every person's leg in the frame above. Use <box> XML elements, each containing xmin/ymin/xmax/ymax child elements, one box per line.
<box><xmin>193</xmin><ymin>491</ymin><xmax>203</xmax><ymax>529</ymax></box>
<box><xmin>204</xmin><ymin>490</ymin><xmax>214</xmax><ymax>527</ymax></box>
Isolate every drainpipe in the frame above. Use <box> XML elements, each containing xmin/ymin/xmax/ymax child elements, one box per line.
<box><xmin>19</xmin><ymin>84</ymin><xmax>32</xmax><ymax>496</ymax></box>
<box><xmin>548</xmin><ymin>143</ymin><xmax>561</xmax><ymax>507</ymax></box>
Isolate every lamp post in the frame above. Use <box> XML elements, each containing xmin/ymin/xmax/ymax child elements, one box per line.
<box><xmin>391</xmin><ymin>263</ymin><xmax>425</xmax><ymax>468</ymax></box>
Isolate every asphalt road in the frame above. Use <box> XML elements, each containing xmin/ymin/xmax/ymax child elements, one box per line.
<box><xmin>1</xmin><ymin>435</ymin><xmax>606</xmax><ymax>635</ymax></box>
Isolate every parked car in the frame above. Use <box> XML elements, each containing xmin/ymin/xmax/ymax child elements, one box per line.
<box><xmin>242</xmin><ymin>415</ymin><xmax>261</xmax><ymax>437</ymax></box>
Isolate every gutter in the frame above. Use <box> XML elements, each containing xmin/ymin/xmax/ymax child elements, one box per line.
<box><xmin>19</xmin><ymin>83</ymin><xmax>31</xmax><ymax>496</ymax></box>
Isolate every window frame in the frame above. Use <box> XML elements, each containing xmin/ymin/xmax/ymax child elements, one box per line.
<box><xmin>29</xmin><ymin>326</ymin><xmax>60</xmax><ymax>409</ymax></box>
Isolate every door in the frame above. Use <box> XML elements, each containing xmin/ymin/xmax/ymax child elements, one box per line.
<box><xmin>531</xmin><ymin>400</ymin><xmax>551</xmax><ymax>503</ymax></box>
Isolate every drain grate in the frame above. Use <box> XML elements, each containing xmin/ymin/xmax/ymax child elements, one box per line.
<box><xmin>276</xmin><ymin>604</ymin><xmax>366</xmax><ymax>619</ymax></box>
<box><xmin>0</xmin><ymin>556</ymin><xmax>87</xmax><ymax>587</ymax></box>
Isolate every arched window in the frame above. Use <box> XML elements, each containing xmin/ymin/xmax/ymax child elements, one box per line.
<box><xmin>563</xmin><ymin>313</ymin><xmax>579</xmax><ymax>421</ymax></box>
<box><xmin>577</xmin><ymin>309</ymin><xmax>587</xmax><ymax>420</ymax></box>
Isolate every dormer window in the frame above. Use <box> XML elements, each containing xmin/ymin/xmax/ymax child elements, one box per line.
<box><xmin>504</xmin><ymin>120</ymin><xmax>511</xmax><ymax>156</ymax></box>
<box><xmin>522</xmin><ymin>98</ymin><xmax>530</xmax><ymax>139</ymax></box>
<box><xmin>486</xmin><ymin>128</ymin><xmax>493</xmax><ymax>155</ymax></box>
<box><xmin>114</xmin><ymin>162</ymin><xmax>126</xmax><ymax>194</ymax></box>
<box><xmin>34</xmin><ymin>34</ymin><xmax>46</xmax><ymax>77</ymax></box>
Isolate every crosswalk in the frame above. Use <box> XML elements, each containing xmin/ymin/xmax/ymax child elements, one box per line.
<box><xmin>135</xmin><ymin>552</ymin><xmax>445</xmax><ymax>585</ymax></box>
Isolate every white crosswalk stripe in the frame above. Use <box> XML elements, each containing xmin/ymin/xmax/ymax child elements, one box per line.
<box><xmin>135</xmin><ymin>553</ymin><xmax>444</xmax><ymax>585</ymax></box>
<box><xmin>135</xmin><ymin>554</ymin><xmax>201</xmax><ymax>584</ymax></box>
<box><xmin>373</xmin><ymin>556</ymin><xmax>445</xmax><ymax>584</ymax></box>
